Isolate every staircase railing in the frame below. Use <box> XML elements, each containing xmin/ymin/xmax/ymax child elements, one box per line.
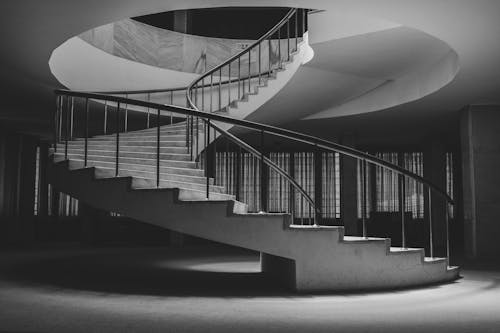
<box><xmin>52</xmin><ymin>7</ymin><xmax>454</xmax><ymax>265</ymax></box>
<box><xmin>54</xmin><ymin>89</ymin><xmax>454</xmax><ymax>264</ymax></box>
<box><xmin>186</xmin><ymin>8</ymin><xmax>305</xmax><ymax>114</ymax></box>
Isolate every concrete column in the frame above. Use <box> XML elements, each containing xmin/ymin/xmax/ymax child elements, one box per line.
<box><xmin>423</xmin><ymin>138</ymin><xmax>447</xmax><ymax>257</ymax></box>
<box><xmin>340</xmin><ymin>135</ymin><xmax>358</xmax><ymax>235</ymax></box>
<box><xmin>460</xmin><ymin>105</ymin><xmax>500</xmax><ymax>258</ymax></box>
<box><xmin>0</xmin><ymin>133</ymin><xmax>39</xmax><ymax>244</ymax></box>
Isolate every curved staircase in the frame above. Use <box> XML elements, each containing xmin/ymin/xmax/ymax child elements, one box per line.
<box><xmin>49</xmin><ymin>8</ymin><xmax>459</xmax><ymax>292</ymax></box>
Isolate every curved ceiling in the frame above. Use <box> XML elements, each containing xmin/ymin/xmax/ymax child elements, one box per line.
<box><xmin>1</xmin><ymin>0</ymin><xmax>500</xmax><ymax>142</ymax></box>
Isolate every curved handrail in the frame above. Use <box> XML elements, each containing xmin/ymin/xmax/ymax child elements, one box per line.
<box><xmin>55</xmin><ymin>88</ymin><xmax>318</xmax><ymax>218</ymax></box>
<box><xmin>186</xmin><ymin>8</ymin><xmax>297</xmax><ymax>98</ymax></box>
<box><xmin>54</xmin><ymin>89</ymin><xmax>454</xmax><ymax>205</ymax></box>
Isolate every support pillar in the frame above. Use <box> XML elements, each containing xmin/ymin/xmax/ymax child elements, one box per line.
<box><xmin>460</xmin><ymin>105</ymin><xmax>500</xmax><ymax>258</ymax></box>
<box><xmin>340</xmin><ymin>135</ymin><xmax>358</xmax><ymax>235</ymax></box>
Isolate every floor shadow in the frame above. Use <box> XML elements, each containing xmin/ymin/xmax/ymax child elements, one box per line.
<box><xmin>0</xmin><ymin>246</ymin><xmax>293</xmax><ymax>297</ymax></box>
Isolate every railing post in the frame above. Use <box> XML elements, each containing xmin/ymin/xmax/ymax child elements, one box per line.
<box><xmin>115</xmin><ymin>102</ymin><xmax>120</xmax><ymax>176</ymax></box>
<box><xmin>446</xmin><ymin>202</ymin><xmax>452</xmax><ymax>266</ymax></box>
<box><xmin>228</xmin><ymin>63</ymin><xmax>232</xmax><ymax>106</ymax></box>
<box><xmin>104</xmin><ymin>100</ymin><xmax>108</xmax><ymax>135</ymax></box>
<box><xmin>70</xmin><ymin>97</ymin><xmax>74</xmax><ymax>140</ymax></box>
<box><xmin>64</xmin><ymin>96</ymin><xmax>69</xmax><ymax>160</ymax></box>
<box><xmin>289</xmin><ymin>152</ymin><xmax>295</xmax><ymax>224</ymax></box>
<box><xmin>157</xmin><ymin>108</ymin><xmax>161</xmax><ymax>187</ymax></box>
<box><xmin>287</xmin><ymin>17</ymin><xmax>290</xmax><ymax>61</ymax></box>
<box><xmin>206</xmin><ymin>120</ymin><xmax>210</xmax><ymax>199</ymax></box>
<box><xmin>219</xmin><ymin>68</ymin><xmax>222</xmax><ymax>110</ymax></box>
<box><xmin>248</xmin><ymin>51</ymin><xmax>251</xmax><ymax>93</ymax></box>
<box><xmin>146</xmin><ymin>93</ymin><xmax>151</xmax><ymax>128</ymax></box>
<box><xmin>124</xmin><ymin>94</ymin><xmax>128</xmax><ymax>133</ymax></box>
<box><xmin>295</xmin><ymin>9</ymin><xmax>298</xmax><ymax>51</ymax></box>
<box><xmin>362</xmin><ymin>159</ymin><xmax>367</xmax><ymax>238</ymax></box>
<box><xmin>258</xmin><ymin>43</ymin><xmax>262</xmax><ymax>85</ymax></box>
<box><xmin>84</xmin><ymin>98</ymin><xmax>89</xmax><ymax>167</ymax></box>
<box><xmin>238</xmin><ymin>58</ymin><xmax>241</xmax><ymax>99</ymax></box>
<box><xmin>236</xmin><ymin>146</ymin><xmax>241</xmax><ymax>201</ymax></box>
<box><xmin>428</xmin><ymin>186</ymin><xmax>434</xmax><ymax>258</ymax></box>
<box><xmin>54</xmin><ymin>95</ymin><xmax>60</xmax><ymax>152</ymax></box>
<box><xmin>260</xmin><ymin>130</ymin><xmax>267</xmax><ymax>213</ymax></box>
<box><xmin>400</xmin><ymin>174</ymin><xmax>407</xmax><ymax>248</ymax></box>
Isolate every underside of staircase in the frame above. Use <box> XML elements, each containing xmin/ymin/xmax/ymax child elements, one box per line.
<box><xmin>50</xmin><ymin>122</ymin><xmax>459</xmax><ymax>292</ymax></box>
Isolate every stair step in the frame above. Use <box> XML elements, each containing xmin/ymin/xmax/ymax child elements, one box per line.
<box><xmin>65</xmin><ymin>140</ymin><xmax>187</xmax><ymax>147</ymax></box>
<box><xmin>77</xmin><ymin>134</ymin><xmax>187</xmax><ymax>141</ymax></box>
<box><xmin>66</xmin><ymin>159</ymin><xmax>205</xmax><ymax>177</ymax></box>
<box><xmin>59</xmin><ymin>147</ymin><xmax>191</xmax><ymax>161</ymax></box>
<box><xmin>54</xmin><ymin>153</ymin><xmax>197</xmax><ymax>169</ymax></box>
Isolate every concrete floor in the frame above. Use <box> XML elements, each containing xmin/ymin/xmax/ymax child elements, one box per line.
<box><xmin>0</xmin><ymin>244</ymin><xmax>499</xmax><ymax>333</ymax></box>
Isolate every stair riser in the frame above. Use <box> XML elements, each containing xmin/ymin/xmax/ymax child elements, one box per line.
<box><xmin>92</xmin><ymin>168</ymin><xmax>221</xmax><ymax>192</ymax></box>
<box><xmin>67</xmin><ymin>159</ymin><xmax>205</xmax><ymax>177</ymax></box>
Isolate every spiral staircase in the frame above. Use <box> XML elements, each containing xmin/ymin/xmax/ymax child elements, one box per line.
<box><xmin>49</xmin><ymin>8</ymin><xmax>459</xmax><ymax>291</ymax></box>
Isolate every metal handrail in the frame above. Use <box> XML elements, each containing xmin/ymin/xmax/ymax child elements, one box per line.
<box><xmin>94</xmin><ymin>70</ymin><xmax>277</xmax><ymax>96</ymax></box>
<box><xmin>186</xmin><ymin>8</ymin><xmax>297</xmax><ymax>96</ymax></box>
<box><xmin>54</xmin><ymin>89</ymin><xmax>453</xmax><ymax>205</ymax></box>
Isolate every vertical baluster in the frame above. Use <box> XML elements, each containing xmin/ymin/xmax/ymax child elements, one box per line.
<box><xmin>156</xmin><ymin>108</ymin><xmax>160</xmax><ymax>187</ymax></box>
<box><xmin>104</xmin><ymin>100</ymin><xmax>108</xmax><ymax>135</ymax></box>
<box><xmin>236</xmin><ymin>146</ymin><xmax>241</xmax><ymax>201</ymax></box>
<box><xmin>290</xmin><ymin>152</ymin><xmax>295</xmax><ymax>224</ymax></box>
<box><xmin>58</xmin><ymin>96</ymin><xmax>63</xmax><ymax>142</ymax></box>
<box><xmin>64</xmin><ymin>96</ymin><xmax>69</xmax><ymax>160</ymax></box>
<box><xmin>428</xmin><ymin>187</ymin><xmax>434</xmax><ymax>258</ymax></box>
<box><xmin>238</xmin><ymin>58</ymin><xmax>241</xmax><ymax>99</ymax></box>
<box><xmin>219</xmin><ymin>68</ymin><xmax>222</xmax><ymax>110</ymax></box>
<box><xmin>54</xmin><ymin>96</ymin><xmax>60</xmax><ymax>152</ymax></box>
<box><xmin>84</xmin><ymin>98</ymin><xmax>89</xmax><ymax>167</ymax></box>
<box><xmin>210</xmin><ymin>73</ymin><xmax>213</xmax><ymax>112</ymax></box>
<box><xmin>446</xmin><ymin>202</ymin><xmax>451</xmax><ymax>266</ymax></box>
<box><xmin>400</xmin><ymin>174</ymin><xmax>407</xmax><ymax>248</ymax></box>
<box><xmin>295</xmin><ymin>10</ymin><xmax>298</xmax><ymax>51</ymax></box>
<box><xmin>190</xmin><ymin>114</ymin><xmax>194</xmax><ymax>161</ymax></box>
<box><xmin>278</xmin><ymin>26</ymin><xmax>282</xmax><ymax>68</ymax></box>
<box><xmin>206</xmin><ymin>120</ymin><xmax>210</xmax><ymax>199</ymax></box>
<box><xmin>248</xmin><ymin>51</ymin><xmax>251</xmax><ymax>93</ymax></box>
<box><xmin>228</xmin><ymin>63</ymin><xmax>232</xmax><ymax>107</ymax></box>
<box><xmin>287</xmin><ymin>17</ymin><xmax>290</xmax><ymax>61</ymax></box>
<box><xmin>362</xmin><ymin>160</ymin><xmax>367</xmax><ymax>238</ymax></box>
<box><xmin>302</xmin><ymin>9</ymin><xmax>306</xmax><ymax>36</ymax></box>
<box><xmin>260</xmin><ymin>130</ymin><xmax>266</xmax><ymax>213</ymax></box>
<box><xmin>268</xmin><ymin>38</ymin><xmax>272</xmax><ymax>76</ymax></box>
<box><xmin>70</xmin><ymin>97</ymin><xmax>74</xmax><ymax>140</ymax></box>
<box><xmin>258</xmin><ymin>43</ymin><xmax>262</xmax><ymax>85</ymax></box>
<box><xmin>201</xmin><ymin>79</ymin><xmax>205</xmax><ymax>111</ymax></box>
<box><xmin>115</xmin><ymin>102</ymin><xmax>120</xmax><ymax>176</ymax></box>
<box><xmin>146</xmin><ymin>93</ymin><xmax>151</xmax><ymax>128</ymax></box>
<box><xmin>195</xmin><ymin>116</ymin><xmax>199</xmax><ymax>162</ymax></box>
<box><xmin>124</xmin><ymin>94</ymin><xmax>128</xmax><ymax>132</ymax></box>
<box><xmin>300</xmin><ymin>153</ymin><xmax>304</xmax><ymax>225</ymax></box>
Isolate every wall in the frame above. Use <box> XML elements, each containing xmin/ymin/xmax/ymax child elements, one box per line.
<box><xmin>460</xmin><ymin>105</ymin><xmax>500</xmax><ymax>258</ymax></box>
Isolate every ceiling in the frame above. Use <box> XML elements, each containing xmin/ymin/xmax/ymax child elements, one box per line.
<box><xmin>1</xmin><ymin>0</ymin><xmax>500</xmax><ymax>145</ymax></box>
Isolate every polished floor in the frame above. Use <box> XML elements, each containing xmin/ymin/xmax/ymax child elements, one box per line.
<box><xmin>0</xmin><ymin>244</ymin><xmax>499</xmax><ymax>333</ymax></box>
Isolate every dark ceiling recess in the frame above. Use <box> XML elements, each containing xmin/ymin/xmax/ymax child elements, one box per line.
<box><xmin>133</xmin><ymin>7</ymin><xmax>290</xmax><ymax>40</ymax></box>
